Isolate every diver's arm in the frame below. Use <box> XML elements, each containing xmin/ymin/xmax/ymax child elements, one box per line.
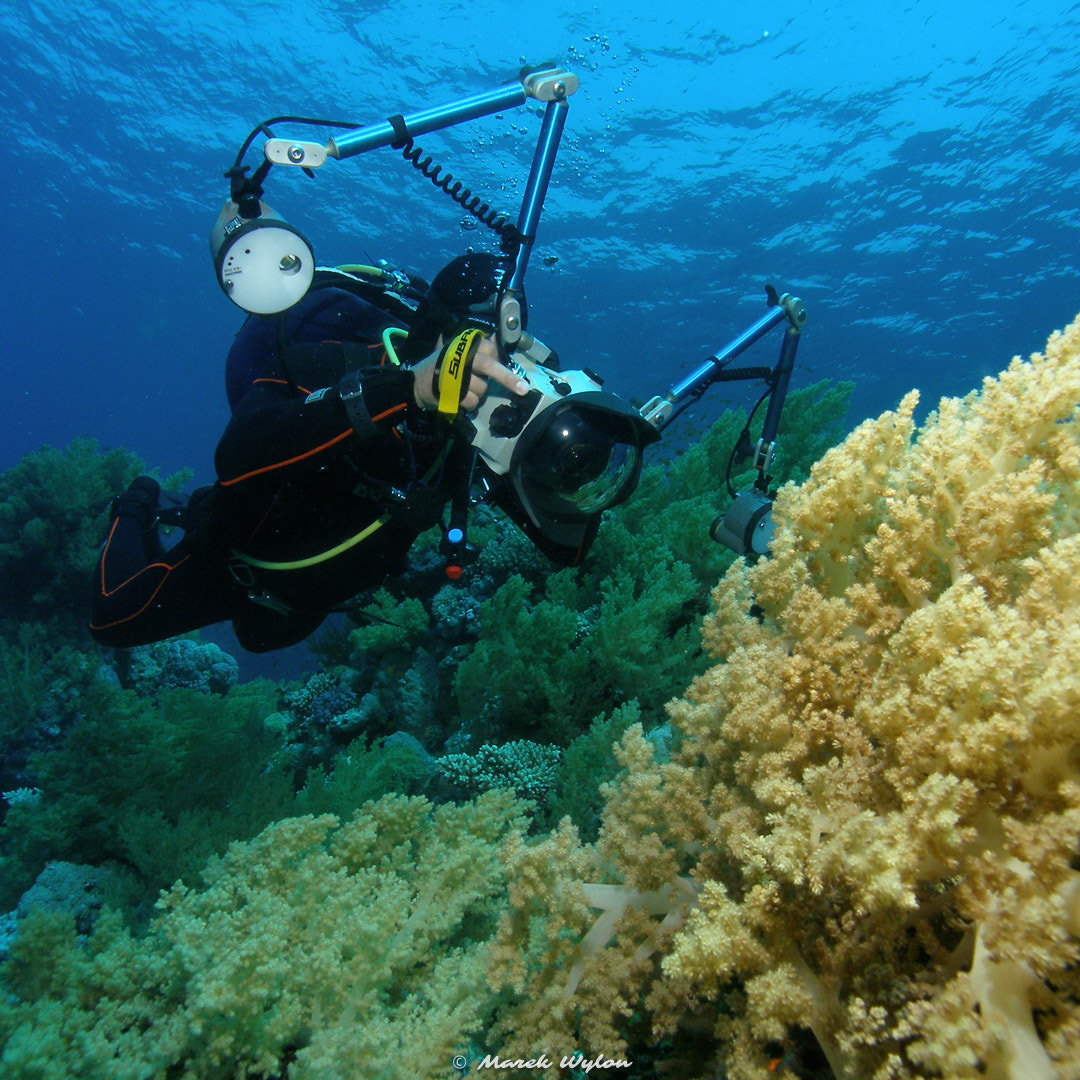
<box><xmin>215</xmin><ymin>335</ymin><xmax>529</xmax><ymax>487</ymax></box>
<box><xmin>215</xmin><ymin>361</ymin><xmax>416</xmax><ymax>487</ymax></box>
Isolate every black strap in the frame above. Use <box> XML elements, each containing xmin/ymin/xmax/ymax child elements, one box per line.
<box><xmin>388</xmin><ymin>113</ymin><xmax>410</xmax><ymax>150</ymax></box>
<box><xmin>275</xmin><ymin>315</ymin><xmax>301</xmax><ymax>398</ymax></box>
<box><xmin>338</xmin><ymin>370</ymin><xmax>380</xmax><ymax>439</ymax></box>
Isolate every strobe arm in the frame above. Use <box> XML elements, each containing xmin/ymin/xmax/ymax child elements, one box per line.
<box><xmin>260</xmin><ymin>64</ymin><xmax>578</xmax><ymax>321</ymax></box>
<box><xmin>640</xmin><ymin>291</ymin><xmax>807</xmax><ymax>435</ymax></box>
<box><xmin>314</xmin><ymin>65</ymin><xmax>578</xmax><ymax>160</ymax></box>
<box><xmin>640</xmin><ymin>291</ymin><xmax>807</xmax><ymax>559</ymax></box>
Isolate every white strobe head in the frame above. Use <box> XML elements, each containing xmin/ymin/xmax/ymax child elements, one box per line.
<box><xmin>210</xmin><ymin>200</ymin><xmax>314</xmax><ymax>315</ymax></box>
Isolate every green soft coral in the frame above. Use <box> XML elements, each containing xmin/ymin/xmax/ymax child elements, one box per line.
<box><xmin>454</xmin><ymin>382</ymin><xmax>852</xmax><ymax>746</ymax></box>
<box><xmin>1</xmin><ymin>790</ymin><xmax>526</xmax><ymax>1080</ymax></box>
<box><xmin>489</xmin><ymin>319</ymin><xmax>1080</xmax><ymax>1079</ymax></box>
<box><xmin>348</xmin><ymin>587</ymin><xmax>429</xmax><ymax>657</ymax></box>
<box><xmin>0</xmin><ymin>678</ymin><xmax>291</xmax><ymax>910</ymax></box>
<box><xmin>0</xmin><ymin>438</ymin><xmax>188</xmax><ymax>635</ymax></box>
<box><xmin>0</xmin><ymin>623</ymin><xmax>98</xmax><ymax>747</ymax></box>
<box><xmin>454</xmin><ymin>572</ymin><xmax>593</xmax><ymax>743</ymax></box>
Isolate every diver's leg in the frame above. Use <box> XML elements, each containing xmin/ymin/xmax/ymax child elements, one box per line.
<box><xmin>89</xmin><ymin>478</ymin><xmax>242</xmax><ymax>647</ymax></box>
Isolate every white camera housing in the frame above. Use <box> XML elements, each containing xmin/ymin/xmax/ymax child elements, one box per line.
<box><xmin>468</xmin><ymin>335</ymin><xmax>602</xmax><ymax>476</ymax></box>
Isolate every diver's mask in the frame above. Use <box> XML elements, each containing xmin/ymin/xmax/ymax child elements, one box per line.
<box><xmin>464</xmin><ymin>335</ymin><xmax>659</xmax><ymax>550</ymax></box>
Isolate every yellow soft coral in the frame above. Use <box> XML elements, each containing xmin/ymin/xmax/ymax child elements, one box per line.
<box><xmin>491</xmin><ymin>315</ymin><xmax>1080</xmax><ymax>1079</ymax></box>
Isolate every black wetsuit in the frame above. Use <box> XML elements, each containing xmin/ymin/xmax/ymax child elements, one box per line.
<box><xmin>90</xmin><ymin>290</ymin><xmax>467</xmax><ymax>652</ymax></box>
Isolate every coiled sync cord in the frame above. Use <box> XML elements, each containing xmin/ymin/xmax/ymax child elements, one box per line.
<box><xmin>229</xmin><ymin>113</ymin><xmax>527</xmax><ymax>256</ymax></box>
<box><xmin>387</xmin><ymin>114</ymin><xmax>524</xmax><ymax>256</ymax></box>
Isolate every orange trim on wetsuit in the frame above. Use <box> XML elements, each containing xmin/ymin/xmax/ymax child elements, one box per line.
<box><xmin>371</xmin><ymin>403</ymin><xmax>408</xmax><ymax>424</ymax></box>
<box><xmin>89</xmin><ymin>517</ymin><xmax>192</xmax><ymax>631</ymax></box>
<box><xmin>219</xmin><ymin>428</ymin><xmax>355</xmax><ymax>488</ymax></box>
<box><xmin>253</xmin><ymin>377</ymin><xmax>313</xmax><ymax>395</ymax></box>
<box><xmin>216</xmin><ymin>341</ymin><xmax>417</xmax><ymax>491</ymax></box>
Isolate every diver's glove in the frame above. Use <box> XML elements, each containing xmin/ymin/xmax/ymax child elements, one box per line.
<box><xmin>173</xmin><ymin>484</ymin><xmax>231</xmax><ymax>557</ymax></box>
<box><xmin>110</xmin><ymin>476</ymin><xmax>161</xmax><ymax>526</ymax></box>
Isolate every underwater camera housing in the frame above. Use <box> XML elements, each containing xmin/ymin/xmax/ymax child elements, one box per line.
<box><xmin>464</xmin><ymin>335</ymin><xmax>660</xmax><ymax>546</ymax></box>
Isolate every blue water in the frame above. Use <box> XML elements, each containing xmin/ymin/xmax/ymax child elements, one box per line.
<box><xmin>1</xmin><ymin>0</ymin><xmax>1078</xmax><ymax>485</ymax></box>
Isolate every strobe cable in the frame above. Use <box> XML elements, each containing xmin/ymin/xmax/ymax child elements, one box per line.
<box><xmin>724</xmin><ymin>384</ymin><xmax>775</xmax><ymax>497</ymax></box>
<box><xmin>387</xmin><ymin>114</ymin><xmax>524</xmax><ymax>255</ymax></box>
<box><xmin>227</xmin><ymin>112</ymin><xmax>525</xmax><ymax>254</ymax></box>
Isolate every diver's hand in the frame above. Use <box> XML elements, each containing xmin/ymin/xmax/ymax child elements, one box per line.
<box><xmin>412</xmin><ymin>335</ymin><xmax>530</xmax><ymax>413</ymax></box>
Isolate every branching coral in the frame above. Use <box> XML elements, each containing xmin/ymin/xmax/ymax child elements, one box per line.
<box><xmin>436</xmin><ymin>740</ymin><xmax>562</xmax><ymax>803</ymax></box>
<box><xmin>489</xmin><ymin>316</ymin><xmax>1080</xmax><ymax>1078</ymax></box>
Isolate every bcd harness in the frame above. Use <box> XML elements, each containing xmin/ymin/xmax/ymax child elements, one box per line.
<box><xmin>226</xmin><ymin>264</ymin><xmax>482</xmax><ymax>611</ymax></box>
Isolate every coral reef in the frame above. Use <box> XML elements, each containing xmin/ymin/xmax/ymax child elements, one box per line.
<box><xmin>541</xmin><ymin>701</ymin><xmax>644</xmax><ymax>837</ymax></box>
<box><xmin>0</xmin><ymin>792</ymin><xmax>525</xmax><ymax>1080</ymax></box>
<box><xmin>280</xmin><ymin>670</ymin><xmax>367</xmax><ymax>741</ymax></box>
<box><xmin>436</xmin><ymin>740</ymin><xmax>562</xmax><ymax>803</ymax></box>
<box><xmin>292</xmin><ymin>732</ymin><xmax>438</xmax><ymax>816</ymax></box>
<box><xmin>347</xmin><ymin>588</ymin><xmax>430</xmax><ymax>659</ymax></box>
<box><xmin>430</xmin><ymin>582</ymin><xmax>483</xmax><ymax>640</ymax></box>
<box><xmin>0</xmin><ymin>678</ymin><xmax>292</xmax><ymax>910</ymax></box>
<box><xmin>489</xmin><ymin>317</ymin><xmax>1080</xmax><ymax>1078</ymax></box>
<box><xmin>0</xmin><ymin>626</ymin><xmax>102</xmax><ymax>805</ymax></box>
<box><xmin>0</xmin><ymin>379</ymin><xmax>854</xmax><ymax>1075</ymax></box>
<box><xmin>127</xmin><ymin>637</ymin><xmax>240</xmax><ymax>696</ymax></box>
<box><xmin>13</xmin><ymin>860</ymin><xmax>131</xmax><ymax>935</ymax></box>
<box><xmin>6</xmin><ymin>307</ymin><xmax>1078</xmax><ymax>1076</ymax></box>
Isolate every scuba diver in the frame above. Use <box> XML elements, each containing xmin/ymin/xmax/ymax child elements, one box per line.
<box><xmin>89</xmin><ymin>253</ymin><xmax>656</xmax><ymax>653</ymax></box>
<box><xmin>90</xmin><ymin>66</ymin><xmax>804</xmax><ymax>655</ymax></box>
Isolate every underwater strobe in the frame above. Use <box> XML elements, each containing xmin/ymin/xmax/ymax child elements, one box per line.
<box><xmin>710</xmin><ymin>488</ymin><xmax>775</xmax><ymax>557</ymax></box>
<box><xmin>209</xmin><ymin>64</ymin><xmax>579</xmax><ymax>319</ymax></box>
<box><xmin>210</xmin><ymin>196</ymin><xmax>314</xmax><ymax>316</ymax></box>
<box><xmin>640</xmin><ymin>287</ymin><xmax>807</xmax><ymax>559</ymax></box>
